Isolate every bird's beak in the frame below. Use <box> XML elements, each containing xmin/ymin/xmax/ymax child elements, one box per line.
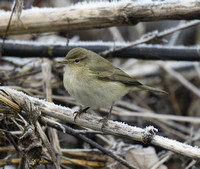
<box><xmin>58</xmin><ymin>60</ymin><xmax>69</xmax><ymax>64</ymax></box>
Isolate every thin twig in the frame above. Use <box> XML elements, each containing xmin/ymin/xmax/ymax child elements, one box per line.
<box><xmin>151</xmin><ymin>152</ymin><xmax>173</xmax><ymax>169</ymax></box>
<box><xmin>44</xmin><ymin>120</ymin><xmax>138</xmax><ymax>169</ymax></box>
<box><xmin>74</xmin><ymin>130</ymin><xmax>104</xmax><ymax>135</ymax></box>
<box><xmin>1</xmin><ymin>1</ymin><xmax>17</xmax><ymax>56</ymax></box>
<box><xmin>35</xmin><ymin>121</ymin><xmax>60</xmax><ymax>169</ymax></box>
<box><xmin>159</xmin><ymin>62</ymin><xmax>200</xmax><ymax>98</ymax></box>
<box><xmin>113</xmin><ymin>106</ymin><xmax>200</xmax><ymax>124</ymax></box>
<box><xmin>0</xmin><ymin>122</ymin><xmax>19</xmax><ymax>152</ymax></box>
<box><xmin>102</xmin><ymin>20</ymin><xmax>200</xmax><ymax>56</ymax></box>
<box><xmin>0</xmin><ymin>69</ymin><xmax>41</xmax><ymax>83</ymax></box>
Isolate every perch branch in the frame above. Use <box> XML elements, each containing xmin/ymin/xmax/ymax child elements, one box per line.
<box><xmin>0</xmin><ymin>0</ymin><xmax>200</xmax><ymax>36</ymax></box>
<box><xmin>1</xmin><ymin>86</ymin><xmax>200</xmax><ymax>160</ymax></box>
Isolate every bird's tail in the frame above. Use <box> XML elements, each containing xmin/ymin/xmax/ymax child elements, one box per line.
<box><xmin>137</xmin><ymin>85</ymin><xmax>167</xmax><ymax>94</ymax></box>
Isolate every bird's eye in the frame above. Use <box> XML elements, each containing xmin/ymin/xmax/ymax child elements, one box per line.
<box><xmin>74</xmin><ymin>59</ymin><xmax>80</xmax><ymax>63</ymax></box>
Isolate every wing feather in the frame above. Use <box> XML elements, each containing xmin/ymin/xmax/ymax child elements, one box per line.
<box><xmin>87</xmin><ymin>51</ymin><xmax>142</xmax><ymax>86</ymax></box>
<box><xmin>89</xmin><ymin>63</ymin><xmax>141</xmax><ymax>86</ymax></box>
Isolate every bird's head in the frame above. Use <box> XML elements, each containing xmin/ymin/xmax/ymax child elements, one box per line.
<box><xmin>59</xmin><ymin>48</ymin><xmax>91</xmax><ymax>71</ymax></box>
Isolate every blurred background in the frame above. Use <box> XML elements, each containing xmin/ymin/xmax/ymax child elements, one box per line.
<box><xmin>0</xmin><ymin>0</ymin><xmax>200</xmax><ymax>169</ymax></box>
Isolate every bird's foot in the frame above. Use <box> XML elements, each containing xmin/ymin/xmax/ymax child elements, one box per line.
<box><xmin>73</xmin><ymin>107</ymin><xmax>90</xmax><ymax>122</ymax></box>
<box><xmin>99</xmin><ymin>116</ymin><xmax>110</xmax><ymax>130</ymax></box>
<box><xmin>73</xmin><ymin>111</ymin><xmax>82</xmax><ymax>122</ymax></box>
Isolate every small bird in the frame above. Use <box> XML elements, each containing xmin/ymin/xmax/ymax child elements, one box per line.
<box><xmin>60</xmin><ymin>48</ymin><xmax>166</xmax><ymax>128</ymax></box>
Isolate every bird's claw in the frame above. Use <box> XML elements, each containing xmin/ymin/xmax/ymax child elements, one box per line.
<box><xmin>99</xmin><ymin>117</ymin><xmax>110</xmax><ymax>130</ymax></box>
<box><xmin>73</xmin><ymin>107</ymin><xmax>90</xmax><ymax>122</ymax></box>
<box><xmin>73</xmin><ymin>111</ymin><xmax>82</xmax><ymax>122</ymax></box>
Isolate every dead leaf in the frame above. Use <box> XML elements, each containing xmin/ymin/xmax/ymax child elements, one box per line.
<box><xmin>119</xmin><ymin>146</ymin><xmax>167</xmax><ymax>169</ymax></box>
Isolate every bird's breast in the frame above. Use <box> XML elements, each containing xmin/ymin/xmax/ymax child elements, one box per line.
<box><xmin>63</xmin><ymin>66</ymin><xmax>128</xmax><ymax>108</ymax></box>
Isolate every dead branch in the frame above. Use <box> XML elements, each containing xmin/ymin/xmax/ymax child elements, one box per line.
<box><xmin>1</xmin><ymin>86</ymin><xmax>200</xmax><ymax>160</ymax></box>
<box><xmin>159</xmin><ymin>62</ymin><xmax>200</xmax><ymax>98</ymax></box>
<box><xmin>45</xmin><ymin>120</ymin><xmax>138</xmax><ymax>169</ymax></box>
<box><xmin>112</xmin><ymin>107</ymin><xmax>200</xmax><ymax>124</ymax></box>
<box><xmin>101</xmin><ymin>20</ymin><xmax>200</xmax><ymax>55</ymax></box>
<box><xmin>1</xmin><ymin>40</ymin><xmax>200</xmax><ymax>61</ymax></box>
<box><xmin>0</xmin><ymin>0</ymin><xmax>200</xmax><ymax>36</ymax></box>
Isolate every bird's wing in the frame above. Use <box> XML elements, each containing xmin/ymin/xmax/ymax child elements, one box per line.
<box><xmin>89</xmin><ymin>65</ymin><xmax>142</xmax><ymax>86</ymax></box>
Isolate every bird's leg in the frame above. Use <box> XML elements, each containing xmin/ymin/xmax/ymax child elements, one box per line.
<box><xmin>74</xmin><ymin>107</ymin><xmax>90</xmax><ymax>122</ymax></box>
<box><xmin>99</xmin><ymin>104</ymin><xmax>113</xmax><ymax>130</ymax></box>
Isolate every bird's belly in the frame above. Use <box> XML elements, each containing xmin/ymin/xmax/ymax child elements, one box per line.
<box><xmin>64</xmin><ymin>71</ymin><xmax>127</xmax><ymax>108</ymax></box>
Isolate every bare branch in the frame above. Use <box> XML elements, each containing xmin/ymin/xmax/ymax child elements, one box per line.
<box><xmin>159</xmin><ymin>62</ymin><xmax>200</xmax><ymax>98</ymax></box>
<box><xmin>102</xmin><ymin>20</ymin><xmax>200</xmax><ymax>55</ymax></box>
<box><xmin>1</xmin><ymin>40</ymin><xmax>200</xmax><ymax>61</ymax></box>
<box><xmin>0</xmin><ymin>0</ymin><xmax>200</xmax><ymax>36</ymax></box>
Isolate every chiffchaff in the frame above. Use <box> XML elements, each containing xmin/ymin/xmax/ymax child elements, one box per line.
<box><xmin>60</xmin><ymin>48</ymin><xmax>166</xmax><ymax>128</ymax></box>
